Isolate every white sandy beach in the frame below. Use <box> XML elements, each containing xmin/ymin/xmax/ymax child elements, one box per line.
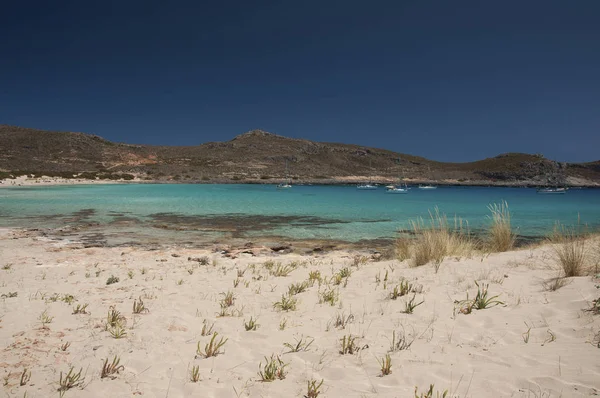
<box><xmin>0</xmin><ymin>228</ymin><xmax>599</xmax><ymax>397</ymax></box>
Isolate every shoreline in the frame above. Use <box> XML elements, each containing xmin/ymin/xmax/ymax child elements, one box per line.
<box><xmin>2</xmin><ymin>175</ymin><xmax>600</xmax><ymax>188</ymax></box>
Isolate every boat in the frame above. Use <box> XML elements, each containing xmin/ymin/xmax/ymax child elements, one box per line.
<box><xmin>357</xmin><ymin>183</ymin><xmax>378</xmax><ymax>190</ymax></box>
<box><xmin>386</xmin><ymin>185</ymin><xmax>408</xmax><ymax>194</ymax></box>
<box><xmin>537</xmin><ymin>187</ymin><xmax>567</xmax><ymax>194</ymax></box>
<box><xmin>357</xmin><ymin>158</ymin><xmax>377</xmax><ymax>190</ymax></box>
<box><xmin>419</xmin><ymin>166</ymin><xmax>437</xmax><ymax>189</ymax></box>
<box><xmin>276</xmin><ymin>160</ymin><xmax>292</xmax><ymax>189</ymax></box>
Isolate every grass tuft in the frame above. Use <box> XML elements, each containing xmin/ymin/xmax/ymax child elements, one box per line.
<box><xmin>196</xmin><ymin>332</ymin><xmax>227</xmax><ymax>358</ymax></box>
<box><xmin>486</xmin><ymin>201</ymin><xmax>516</xmax><ymax>252</ymax></box>
<box><xmin>244</xmin><ymin>316</ymin><xmax>259</xmax><ymax>331</ymax></box>
<box><xmin>258</xmin><ymin>355</ymin><xmax>288</xmax><ymax>382</ymax></box>
<box><xmin>549</xmin><ymin>222</ymin><xmax>589</xmax><ymax>277</ymax></box>
<box><xmin>273</xmin><ymin>294</ymin><xmax>298</xmax><ymax>312</ymax></box>
<box><xmin>283</xmin><ymin>336</ymin><xmax>314</xmax><ymax>353</ymax></box>
<box><xmin>305</xmin><ymin>378</ymin><xmax>324</xmax><ymax>398</ymax></box>
<box><xmin>377</xmin><ymin>354</ymin><xmax>392</xmax><ymax>376</ymax></box>
<box><xmin>57</xmin><ymin>367</ymin><xmax>84</xmax><ymax>397</ymax></box>
<box><xmin>101</xmin><ymin>355</ymin><xmax>124</xmax><ymax>379</ymax></box>
<box><xmin>106</xmin><ymin>275</ymin><xmax>119</xmax><ymax>285</ymax></box>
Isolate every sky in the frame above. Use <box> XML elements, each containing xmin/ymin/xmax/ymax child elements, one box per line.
<box><xmin>1</xmin><ymin>0</ymin><xmax>599</xmax><ymax>162</ymax></box>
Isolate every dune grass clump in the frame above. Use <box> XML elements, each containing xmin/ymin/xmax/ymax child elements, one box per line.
<box><xmin>486</xmin><ymin>201</ymin><xmax>516</xmax><ymax>252</ymax></box>
<box><xmin>389</xmin><ymin>280</ymin><xmax>413</xmax><ymax>300</ymax></box>
<box><xmin>189</xmin><ymin>365</ymin><xmax>200</xmax><ymax>382</ymax></box>
<box><xmin>377</xmin><ymin>354</ymin><xmax>392</xmax><ymax>376</ymax></box>
<box><xmin>196</xmin><ymin>332</ymin><xmax>227</xmax><ymax>358</ymax></box>
<box><xmin>283</xmin><ymin>336</ymin><xmax>314</xmax><ymax>353</ymax></box>
<box><xmin>288</xmin><ymin>280</ymin><xmax>310</xmax><ymax>296</ymax></box>
<box><xmin>244</xmin><ymin>316</ymin><xmax>259</xmax><ymax>331</ymax></box>
<box><xmin>258</xmin><ymin>355</ymin><xmax>288</xmax><ymax>382</ymax></box>
<box><xmin>339</xmin><ymin>334</ymin><xmax>361</xmax><ymax>355</ymax></box>
<box><xmin>305</xmin><ymin>378</ymin><xmax>324</xmax><ymax>398</ymax></box>
<box><xmin>270</xmin><ymin>263</ymin><xmax>295</xmax><ymax>277</ymax></box>
<box><xmin>273</xmin><ymin>294</ymin><xmax>298</xmax><ymax>312</ymax></box>
<box><xmin>57</xmin><ymin>367</ymin><xmax>85</xmax><ymax>397</ymax></box>
<box><xmin>132</xmin><ymin>297</ymin><xmax>149</xmax><ymax>314</ymax></box>
<box><xmin>414</xmin><ymin>384</ymin><xmax>448</xmax><ymax>398</ymax></box>
<box><xmin>201</xmin><ymin>319</ymin><xmax>215</xmax><ymax>336</ymax></box>
<box><xmin>406</xmin><ymin>208</ymin><xmax>474</xmax><ymax>269</ymax></box>
<box><xmin>106</xmin><ymin>275</ymin><xmax>119</xmax><ymax>285</ymax></box>
<box><xmin>331</xmin><ymin>311</ymin><xmax>354</xmax><ymax>330</ymax></box>
<box><xmin>456</xmin><ymin>281</ymin><xmax>503</xmax><ymax>314</ymax></box>
<box><xmin>319</xmin><ymin>287</ymin><xmax>339</xmax><ymax>306</ymax></box>
<box><xmin>101</xmin><ymin>356</ymin><xmax>124</xmax><ymax>379</ymax></box>
<box><xmin>403</xmin><ymin>295</ymin><xmax>424</xmax><ymax>314</ymax></box>
<box><xmin>72</xmin><ymin>303</ymin><xmax>89</xmax><ymax>315</ymax></box>
<box><xmin>388</xmin><ymin>329</ymin><xmax>414</xmax><ymax>352</ymax></box>
<box><xmin>549</xmin><ymin>222</ymin><xmax>590</xmax><ymax>277</ymax></box>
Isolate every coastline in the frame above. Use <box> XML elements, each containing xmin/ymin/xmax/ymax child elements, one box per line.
<box><xmin>2</xmin><ymin>175</ymin><xmax>600</xmax><ymax>188</ymax></box>
<box><xmin>1</xmin><ymin>227</ymin><xmax>598</xmax><ymax>397</ymax></box>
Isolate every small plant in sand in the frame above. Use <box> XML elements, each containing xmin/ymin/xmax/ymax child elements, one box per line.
<box><xmin>279</xmin><ymin>318</ymin><xmax>288</xmax><ymax>330</ymax></box>
<box><xmin>20</xmin><ymin>369</ymin><xmax>31</xmax><ymax>386</ymax></box>
<box><xmin>352</xmin><ymin>255</ymin><xmax>368</xmax><ymax>267</ymax></box>
<box><xmin>522</xmin><ymin>323</ymin><xmax>532</xmax><ymax>343</ymax></box>
<box><xmin>331</xmin><ymin>311</ymin><xmax>354</xmax><ymax>330</ymax></box>
<box><xmin>273</xmin><ymin>294</ymin><xmax>298</xmax><ymax>312</ymax></box>
<box><xmin>455</xmin><ymin>281</ymin><xmax>503</xmax><ymax>314</ymax></box>
<box><xmin>378</xmin><ymin>354</ymin><xmax>392</xmax><ymax>376</ymax></box>
<box><xmin>486</xmin><ymin>201</ymin><xmax>516</xmax><ymax>252</ymax></box>
<box><xmin>106</xmin><ymin>275</ymin><xmax>119</xmax><ymax>285</ymax></box>
<box><xmin>1</xmin><ymin>291</ymin><xmax>17</xmax><ymax>298</ymax></box>
<box><xmin>109</xmin><ymin>323</ymin><xmax>127</xmax><ymax>339</ymax></box>
<box><xmin>60</xmin><ymin>341</ymin><xmax>71</xmax><ymax>352</ymax></box>
<box><xmin>189</xmin><ymin>365</ymin><xmax>200</xmax><ymax>382</ymax></box>
<box><xmin>72</xmin><ymin>303</ymin><xmax>89</xmax><ymax>315</ymax></box>
<box><xmin>201</xmin><ymin>319</ymin><xmax>215</xmax><ymax>336</ymax></box>
<box><xmin>542</xmin><ymin>276</ymin><xmax>570</xmax><ymax>292</ymax></box>
<box><xmin>339</xmin><ymin>334</ymin><xmax>361</xmax><ymax>355</ymax></box>
<box><xmin>258</xmin><ymin>354</ymin><xmax>288</xmax><ymax>382</ymax></box>
<box><xmin>196</xmin><ymin>332</ymin><xmax>227</xmax><ymax>358</ymax></box>
<box><xmin>220</xmin><ymin>291</ymin><xmax>236</xmax><ymax>307</ymax></box>
<box><xmin>403</xmin><ymin>295</ymin><xmax>424</xmax><ymax>314</ymax></box>
<box><xmin>270</xmin><ymin>263</ymin><xmax>295</xmax><ymax>277</ymax></box>
<box><xmin>288</xmin><ymin>280</ymin><xmax>310</xmax><ymax>296</ymax></box>
<box><xmin>414</xmin><ymin>384</ymin><xmax>448</xmax><ymax>398</ymax></box>
<box><xmin>549</xmin><ymin>222</ymin><xmax>589</xmax><ymax>277</ymax></box>
<box><xmin>233</xmin><ymin>278</ymin><xmax>241</xmax><ymax>288</ymax></box>
<box><xmin>57</xmin><ymin>367</ymin><xmax>85</xmax><ymax>397</ymax></box>
<box><xmin>389</xmin><ymin>280</ymin><xmax>413</xmax><ymax>300</ymax></box>
<box><xmin>305</xmin><ymin>378</ymin><xmax>324</xmax><ymax>398</ymax></box>
<box><xmin>132</xmin><ymin>297</ymin><xmax>149</xmax><ymax>314</ymax></box>
<box><xmin>39</xmin><ymin>309</ymin><xmax>54</xmax><ymax>328</ymax></box>
<box><xmin>308</xmin><ymin>270</ymin><xmax>323</xmax><ymax>286</ymax></box>
<box><xmin>177</xmin><ymin>279</ymin><xmax>184</xmax><ymax>285</ymax></box>
<box><xmin>196</xmin><ymin>256</ymin><xmax>209</xmax><ymax>265</ymax></box>
<box><xmin>319</xmin><ymin>287</ymin><xmax>339</xmax><ymax>306</ymax></box>
<box><xmin>127</xmin><ymin>270</ymin><xmax>135</xmax><ymax>279</ymax></box>
<box><xmin>244</xmin><ymin>317</ymin><xmax>259</xmax><ymax>331</ymax></box>
<box><xmin>141</xmin><ymin>267</ymin><xmax>147</xmax><ymax>275</ymax></box>
<box><xmin>283</xmin><ymin>336</ymin><xmax>314</xmax><ymax>353</ymax></box>
<box><xmin>2</xmin><ymin>263</ymin><xmax>12</xmax><ymax>270</ymax></box>
<box><xmin>389</xmin><ymin>329</ymin><xmax>414</xmax><ymax>352</ymax></box>
<box><xmin>105</xmin><ymin>307</ymin><xmax>126</xmax><ymax>329</ymax></box>
<box><xmin>237</xmin><ymin>268</ymin><xmax>246</xmax><ymax>278</ymax></box>
<box><xmin>101</xmin><ymin>355</ymin><xmax>124</xmax><ymax>379</ymax></box>
<box><xmin>587</xmin><ymin>296</ymin><xmax>600</xmax><ymax>315</ymax></box>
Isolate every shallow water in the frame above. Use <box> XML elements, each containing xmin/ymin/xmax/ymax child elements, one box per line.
<box><xmin>1</xmin><ymin>184</ymin><xmax>599</xmax><ymax>247</ymax></box>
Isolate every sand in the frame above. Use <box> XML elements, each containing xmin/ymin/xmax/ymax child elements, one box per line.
<box><xmin>0</xmin><ymin>176</ymin><xmax>132</xmax><ymax>187</ymax></box>
<box><xmin>0</xmin><ymin>229</ymin><xmax>599</xmax><ymax>397</ymax></box>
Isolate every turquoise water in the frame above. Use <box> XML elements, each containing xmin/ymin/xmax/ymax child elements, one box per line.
<box><xmin>1</xmin><ymin>184</ymin><xmax>599</xmax><ymax>247</ymax></box>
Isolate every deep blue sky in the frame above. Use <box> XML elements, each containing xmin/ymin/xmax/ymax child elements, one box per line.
<box><xmin>1</xmin><ymin>1</ymin><xmax>599</xmax><ymax>162</ymax></box>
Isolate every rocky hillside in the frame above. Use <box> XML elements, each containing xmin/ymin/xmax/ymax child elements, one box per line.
<box><xmin>1</xmin><ymin>125</ymin><xmax>599</xmax><ymax>186</ymax></box>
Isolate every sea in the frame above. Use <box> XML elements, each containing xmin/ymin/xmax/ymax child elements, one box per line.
<box><xmin>1</xmin><ymin>184</ymin><xmax>599</xmax><ymax>249</ymax></box>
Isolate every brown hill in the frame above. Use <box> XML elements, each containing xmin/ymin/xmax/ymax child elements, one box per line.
<box><xmin>1</xmin><ymin>125</ymin><xmax>598</xmax><ymax>186</ymax></box>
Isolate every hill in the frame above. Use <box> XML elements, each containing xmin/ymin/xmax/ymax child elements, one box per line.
<box><xmin>1</xmin><ymin>125</ymin><xmax>599</xmax><ymax>186</ymax></box>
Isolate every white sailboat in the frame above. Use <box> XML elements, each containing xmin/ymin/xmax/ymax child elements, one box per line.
<box><xmin>418</xmin><ymin>165</ymin><xmax>437</xmax><ymax>189</ymax></box>
<box><xmin>357</xmin><ymin>158</ymin><xmax>377</xmax><ymax>190</ymax></box>
<box><xmin>386</xmin><ymin>172</ymin><xmax>409</xmax><ymax>194</ymax></box>
<box><xmin>277</xmin><ymin>160</ymin><xmax>292</xmax><ymax>189</ymax></box>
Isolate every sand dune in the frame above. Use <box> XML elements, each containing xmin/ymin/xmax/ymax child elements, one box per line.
<box><xmin>1</xmin><ymin>229</ymin><xmax>598</xmax><ymax>397</ymax></box>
